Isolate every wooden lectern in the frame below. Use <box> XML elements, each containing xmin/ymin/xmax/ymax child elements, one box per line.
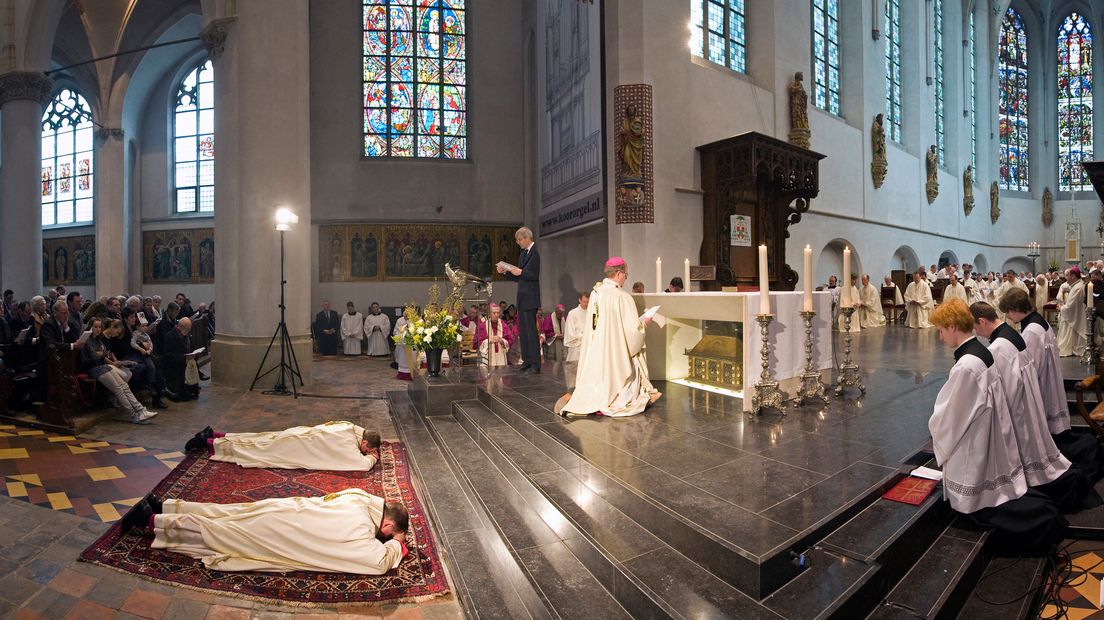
<box><xmin>697</xmin><ymin>132</ymin><xmax>825</xmax><ymax>291</ymax></box>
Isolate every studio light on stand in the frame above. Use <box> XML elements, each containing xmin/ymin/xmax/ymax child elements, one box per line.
<box><xmin>250</xmin><ymin>206</ymin><xmax>304</xmax><ymax>397</ymax></box>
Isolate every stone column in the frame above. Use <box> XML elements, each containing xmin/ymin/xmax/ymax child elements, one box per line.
<box><xmin>206</xmin><ymin>2</ymin><xmax>312</xmax><ymax>389</ymax></box>
<box><xmin>0</xmin><ymin>71</ymin><xmax>52</xmax><ymax>298</ymax></box>
<box><xmin>95</xmin><ymin>127</ymin><xmax>126</xmax><ymax>297</ymax></box>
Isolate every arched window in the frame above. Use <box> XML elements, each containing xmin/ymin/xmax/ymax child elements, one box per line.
<box><xmin>998</xmin><ymin>8</ymin><xmax>1029</xmax><ymax>191</ymax></box>
<box><xmin>933</xmin><ymin>0</ymin><xmax>944</xmax><ymax>164</ymax></box>
<box><xmin>884</xmin><ymin>0</ymin><xmax>901</xmax><ymax>142</ymax></box>
<box><xmin>811</xmin><ymin>0</ymin><xmax>840</xmax><ymax>115</ymax></box>
<box><xmin>691</xmin><ymin>1</ymin><xmax>746</xmax><ymax>73</ymax></box>
<box><xmin>969</xmin><ymin>11</ymin><xmax>977</xmax><ymax>170</ymax></box>
<box><xmin>1058</xmin><ymin>12</ymin><xmax>1093</xmax><ymax>191</ymax></box>
<box><xmin>363</xmin><ymin>0</ymin><xmax>468</xmax><ymax>158</ymax></box>
<box><xmin>173</xmin><ymin>59</ymin><xmax>214</xmax><ymax>213</ymax></box>
<box><xmin>41</xmin><ymin>89</ymin><xmax>94</xmax><ymax>226</ymax></box>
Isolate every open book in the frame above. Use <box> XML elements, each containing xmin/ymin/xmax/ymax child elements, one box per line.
<box><xmin>13</xmin><ymin>326</ymin><xmax>31</xmax><ymax>345</ymax></box>
<box><xmin>75</xmin><ymin>330</ymin><xmax>92</xmax><ymax>347</ymax></box>
<box><xmin>496</xmin><ymin>261</ymin><xmax>518</xmax><ymax>273</ymax></box>
<box><xmin>187</xmin><ymin>347</ymin><xmax>206</xmax><ymax>357</ymax></box>
<box><xmin>909</xmin><ymin>465</ymin><xmax>943</xmax><ymax>481</ymax></box>
<box><xmin>640</xmin><ymin>305</ymin><xmax>661</xmax><ymax>321</ymax></box>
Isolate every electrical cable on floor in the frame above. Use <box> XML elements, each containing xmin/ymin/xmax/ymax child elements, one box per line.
<box><xmin>290</xmin><ymin>393</ymin><xmax>390</xmax><ymax>401</ymax></box>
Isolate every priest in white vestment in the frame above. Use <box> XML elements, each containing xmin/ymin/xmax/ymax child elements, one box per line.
<box><xmin>123</xmin><ymin>489</ymin><xmax>409</xmax><ymax>574</ymax></box>
<box><xmin>837</xmin><ymin>275</ymin><xmax>861</xmax><ymax>332</ymax></box>
<box><xmin>556</xmin><ymin>258</ymin><xmax>660</xmax><ymax>417</ymax></box>
<box><xmin>563</xmin><ymin>291</ymin><xmax>590</xmax><ymax>363</ymax></box>
<box><xmin>942</xmin><ymin>274</ymin><xmax>968</xmax><ymax>305</ymax></box>
<box><xmin>904</xmin><ymin>272</ymin><xmax>933</xmax><ymax>329</ymax></box>
<box><xmin>883</xmin><ymin>276</ymin><xmax>904</xmax><ymax>306</ymax></box>
<box><xmin>1034</xmin><ymin>275</ymin><xmax>1049</xmax><ymax>315</ymax></box>
<box><xmin>393</xmin><ymin>313</ymin><xmax>413</xmax><ymax>380</ymax></box>
<box><xmin>188</xmin><ymin>421</ymin><xmax>381</xmax><ymax>471</ymax></box>
<box><xmin>1057</xmin><ymin>268</ymin><xmax>1087</xmax><ymax>357</ymax></box>
<box><xmin>474</xmin><ymin>304</ymin><xmax>514</xmax><ymax>367</ymax></box>
<box><xmin>363</xmin><ymin>303</ymin><xmax>391</xmax><ymax>357</ymax></box>
<box><xmin>340</xmin><ymin>302</ymin><xmax>365</xmax><ymax>356</ymax></box>
<box><xmin>858</xmin><ymin>275</ymin><xmax>886</xmax><ymax>328</ymax></box>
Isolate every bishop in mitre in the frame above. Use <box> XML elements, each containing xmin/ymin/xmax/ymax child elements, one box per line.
<box><xmin>121</xmin><ymin>489</ymin><xmax>409</xmax><ymax>574</ymax></box>
<box><xmin>555</xmin><ymin>257</ymin><xmax>661</xmax><ymax>417</ymax></box>
<box><xmin>904</xmin><ymin>271</ymin><xmax>933</xmax><ymax>329</ymax></box>
<box><xmin>1056</xmin><ymin>267</ymin><xmax>1087</xmax><ymax>357</ymax></box>
<box><xmin>857</xmin><ymin>274</ymin><xmax>885</xmax><ymax>328</ymax></box>
<box><xmin>363</xmin><ymin>302</ymin><xmax>391</xmax><ymax>357</ymax></box>
<box><xmin>184</xmin><ymin>422</ymin><xmax>381</xmax><ymax>471</ymax></box>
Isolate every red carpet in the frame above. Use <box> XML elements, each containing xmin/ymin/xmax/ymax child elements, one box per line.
<box><xmin>79</xmin><ymin>442</ymin><xmax>449</xmax><ymax>606</ymax></box>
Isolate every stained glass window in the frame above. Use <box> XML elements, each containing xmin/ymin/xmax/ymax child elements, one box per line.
<box><xmin>41</xmin><ymin>89</ymin><xmax>94</xmax><ymax>227</ymax></box>
<box><xmin>969</xmin><ymin>11</ymin><xmax>977</xmax><ymax>170</ymax></box>
<box><xmin>933</xmin><ymin>0</ymin><xmax>944</xmax><ymax>165</ymax></box>
<box><xmin>1058</xmin><ymin>12</ymin><xmax>1093</xmax><ymax>191</ymax></box>
<box><xmin>362</xmin><ymin>0</ymin><xmax>467</xmax><ymax>158</ymax></box>
<box><xmin>690</xmin><ymin>0</ymin><xmax>746</xmax><ymax>73</ymax></box>
<box><xmin>174</xmin><ymin>59</ymin><xmax>215</xmax><ymax>213</ymax></box>
<box><xmin>998</xmin><ymin>8</ymin><xmax>1029</xmax><ymax>191</ymax></box>
<box><xmin>812</xmin><ymin>0</ymin><xmax>840</xmax><ymax>115</ymax></box>
<box><xmin>884</xmin><ymin>0</ymin><xmax>901</xmax><ymax>142</ymax></box>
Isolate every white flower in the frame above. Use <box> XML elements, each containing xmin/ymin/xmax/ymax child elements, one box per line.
<box><xmin>456</xmin><ymin>333</ymin><xmax>463</xmax><ymax>341</ymax></box>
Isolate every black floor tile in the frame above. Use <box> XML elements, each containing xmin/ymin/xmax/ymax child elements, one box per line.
<box><xmin>517</xmin><ymin>542</ymin><xmax>633</xmax><ymax>619</ymax></box>
<box><xmin>691</xmin><ymin>454</ymin><xmax>827</xmax><ymax>513</ymax></box>
<box><xmin>760</xmin><ymin>461</ymin><xmax>897</xmax><ymax>532</ymax></box>
<box><xmin>756</xmin><ymin>431</ymin><xmax>881</xmax><ymax>476</ymax></box>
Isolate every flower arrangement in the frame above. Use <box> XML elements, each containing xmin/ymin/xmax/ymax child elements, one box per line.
<box><xmin>393</xmin><ymin>284</ymin><xmax>464</xmax><ymax>352</ymax></box>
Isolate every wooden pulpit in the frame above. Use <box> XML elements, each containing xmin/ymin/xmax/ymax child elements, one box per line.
<box><xmin>697</xmin><ymin>132</ymin><xmax>825</xmax><ymax>291</ymax></box>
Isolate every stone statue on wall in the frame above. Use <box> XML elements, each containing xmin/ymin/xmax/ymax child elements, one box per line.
<box><xmin>871</xmin><ymin>114</ymin><xmax>887</xmax><ymax>189</ymax></box>
<box><xmin>963</xmin><ymin>166</ymin><xmax>974</xmax><ymax>216</ymax></box>
<box><xmin>925</xmin><ymin>145</ymin><xmax>938</xmax><ymax>204</ymax></box>
<box><xmin>618</xmin><ymin>104</ymin><xmax>644</xmax><ymax>180</ymax></box>
<box><xmin>1042</xmin><ymin>187</ymin><xmax>1054</xmax><ymax>227</ymax></box>
<box><xmin>990</xmin><ymin>181</ymin><xmax>1001</xmax><ymax>224</ymax></box>
<box><xmin>787</xmin><ymin>72</ymin><xmax>811</xmax><ymax>150</ymax></box>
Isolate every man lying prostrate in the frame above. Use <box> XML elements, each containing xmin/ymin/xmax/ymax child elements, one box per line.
<box><xmin>120</xmin><ymin>489</ymin><xmax>409</xmax><ymax>574</ymax></box>
<box><xmin>185</xmin><ymin>422</ymin><xmax>381</xmax><ymax>471</ymax></box>
<box><xmin>928</xmin><ymin>300</ymin><xmax>1067</xmax><ymax>555</ymax></box>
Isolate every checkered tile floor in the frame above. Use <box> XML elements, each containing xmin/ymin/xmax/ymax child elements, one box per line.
<box><xmin>0</xmin><ymin>424</ymin><xmax>184</xmax><ymax>523</ymax></box>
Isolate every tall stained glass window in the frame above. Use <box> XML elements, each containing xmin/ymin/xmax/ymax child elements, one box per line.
<box><xmin>41</xmin><ymin>89</ymin><xmax>94</xmax><ymax>227</ymax></box>
<box><xmin>690</xmin><ymin>0</ymin><xmax>746</xmax><ymax>73</ymax></box>
<box><xmin>969</xmin><ymin>11</ymin><xmax>977</xmax><ymax>170</ymax></box>
<box><xmin>998</xmin><ymin>8</ymin><xmax>1029</xmax><ymax>191</ymax></box>
<box><xmin>1058</xmin><ymin>12</ymin><xmax>1093</xmax><ymax>191</ymax></box>
<box><xmin>174</xmin><ymin>60</ymin><xmax>215</xmax><ymax>213</ymax></box>
<box><xmin>811</xmin><ymin>0</ymin><xmax>840</xmax><ymax>115</ymax></box>
<box><xmin>884</xmin><ymin>0</ymin><xmax>901</xmax><ymax>142</ymax></box>
<box><xmin>933</xmin><ymin>0</ymin><xmax>944</xmax><ymax>165</ymax></box>
<box><xmin>363</xmin><ymin>0</ymin><xmax>467</xmax><ymax>158</ymax></box>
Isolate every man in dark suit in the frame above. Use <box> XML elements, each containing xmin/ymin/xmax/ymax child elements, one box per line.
<box><xmin>66</xmin><ymin>292</ymin><xmax>83</xmax><ymax>333</ymax></box>
<box><xmin>164</xmin><ymin>317</ymin><xmax>199</xmax><ymax>401</ymax></box>
<box><xmin>36</xmin><ymin>300</ymin><xmax>86</xmax><ymax>403</ymax></box>
<box><xmin>314</xmin><ymin>300</ymin><xmax>340</xmax><ymax>356</ymax></box>
<box><xmin>499</xmin><ymin>227</ymin><xmax>541</xmax><ymax>373</ymax></box>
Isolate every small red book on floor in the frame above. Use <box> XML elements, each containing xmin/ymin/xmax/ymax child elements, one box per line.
<box><xmin>883</xmin><ymin>476</ymin><xmax>939</xmax><ymax>506</ymax></box>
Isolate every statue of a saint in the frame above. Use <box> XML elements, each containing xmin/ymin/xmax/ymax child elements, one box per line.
<box><xmin>618</xmin><ymin>104</ymin><xmax>644</xmax><ymax>180</ymax></box>
<box><xmin>871</xmin><ymin>114</ymin><xmax>887</xmax><ymax>188</ymax></box>
<box><xmin>787</xmin><ymin>72</ymin><xmax>810</xmax><ymax>149</ymax></box>
<box><xmin>990</xmin><ymin>181</ymin><xmax>1001</xmax><ymax>224</ymax></box>
<box><xmin>963</xmin><ymin>166</ymin><xmax>974</xmax><ymax>216</ymax></box>
<box><xmin>925</xmin><ymin>145</ymin><xmax>938</xmax><ymax>204</ymax></box>
<box><xmin>1042</xmin><ymin>187</ymin><xmax>1054</xmax><ymax>227</ymax></box>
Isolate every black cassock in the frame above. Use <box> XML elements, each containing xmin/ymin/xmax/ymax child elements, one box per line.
<box><xmin>314</xmin><ymin>310</ymin><xmax>340</xmax><ymax>355</ymax></box>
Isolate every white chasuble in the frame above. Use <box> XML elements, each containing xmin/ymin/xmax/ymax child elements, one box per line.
<box><xmin>929</xmin><ymin>338</ymin><xmax>1027</xmax><ymax>514</ymax></box>
<box><xmin>563</xmin><ymin>278</ymin><xmax>657</xmax><ymax>417</ymax></box>
<box><xmin>152</xmin><ymin>489</ymin><xmax>403</xmax><ymax>574</ymax></box>
<box><xmin>1021</xmin><ymin>314</ymin><xmax>1073</xmax><ymax>434</ymax></box>
<box><xmin>341</xmin><ymin>312</ymin><xmax>365</xmax><ymax>355</ymax></box>
<box><xmin>211</xmin><ymin>421</ymin><xmax>377</xmax><ymax>471</ymax></box>
<box><xmin>942</xmin><ymin>283</ymin><xmax>968</xmax><ymax>305</ymax></box>
<box><xmin>563</xmin><ymin>305</ymin><xmax>587</xmax><ymax>362</ymax></box>
<box><xmin>858</xmin><ymin>284</ymin><xmax>886</xmax><ymax>328</ymax></box>
<box><xmin>904</xmin><ymin>281</ymin><xmax>933</xmax><ymax>329</ymax></box>
<box><xmin>1058</xmin><ymin>280</ymin><xmax>1087</xmax><ymax>357</ymax></box>
<box><xmin>364</xmin><ymin>313</ymin><xmax>391</xmax><ymax>356</ymax></box>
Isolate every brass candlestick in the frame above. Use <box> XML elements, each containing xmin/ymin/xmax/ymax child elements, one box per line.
<box><xmin>752</xmin><ymin>314</ymin><xmax>787</xmax><ymax>415</ymax></box>
<box><xmin>797</xmin><ymin>310</ymin><xmax>829</xmax><ymax>405</ymax></box>
<box><xmin>835</xmin><ymin>307</ymin><xmax>865</xmax><ymax>398</ymax></box>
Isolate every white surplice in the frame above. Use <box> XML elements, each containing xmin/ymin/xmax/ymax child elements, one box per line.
<box><xmin>479</xmin><ymin>319</ymin><xmax>511</xmax><ymax>367</ymax></box>
<box><xmin>210</xmin><ymin>421</ymin><xmax>377</xmax><ymax>471</ymax></box>
<box><xmin>858</xmin><ymin>283</ymin><xmax>886</xmax><ymax>328</ymax></box>
<box><xmin>563</xmin><ymin>305</ymin><xmax>586</xmax><ymax>362</ymax></box>
<box><xmin>929</xmin><ymin>338</ymin><xmax>1027</xmax><ymax>514</ymax></box>
<box><xmin>1034</xmin><ymin>281</ymin><xmax>1049</xmax><ymax>314</ymax></box>
<box><xmin>393</xmin><ymin>317</ymin><xmax>412</xmax><ymax>374</ymax></box>
<box><xmin>942</xmin><ymin>282</ymin><xmax>968</xmax><ymax>305</ymax></box>
<box><xmin>904</xmin><ymin>281</ymin><xmax>933</xmax><ymax>328</ymax></box>
<box><xmin>1020</xmin><ymin>313</ymin><xmax>1073</xmax><ymax>434</ymax></box>
<box><xmin>563</xmin><ymin>278</ymin><xmax>658</xmax><ymax>417</ymax></box>
<box><xmin>363</xmin><ymin>313</ymin><xmax>391</xmax><ymax>356</ymax></box>
<box><xmin>341</xmin><ymin>311</ymin><xmax>365</xmax><ymax>355</ymax></box>
<box><xmin>152</xmin><ymin>489</ymin><xmax>403</xmax><ymax>574</ymax></box>
<box><xmin>1058</xmin><ymin>280</ymin><xmax>1087</xmax><ymax>357</ymax></box>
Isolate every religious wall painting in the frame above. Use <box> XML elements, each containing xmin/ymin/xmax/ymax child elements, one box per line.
<box><xmin>143</xmin><ymin>228</ymin><xmax>215</xmax><ymax>283</ymax></box>
<box><xmin>614</xmin><ymin>84</ymin><xmax>654</xmax><ymax>224</ymax></box>
<box><xmin>42</xmin><ymin>236</ymin><xmax>95</xmax><ymax>287</ymax></box>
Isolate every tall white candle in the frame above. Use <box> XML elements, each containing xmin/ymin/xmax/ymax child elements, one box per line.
<box><xmin>758</xmin><ymin>245</ymin><xmax>770</xmax><ymax>315</ymax></box>
<box><xmin>684</xmin><ymin>258</ymin><xmax>691</xmax><ymax>293</ymax></box>
<box><xmin>842</xmin><ymin>247</ymin><xmax>852</xmax><ymax>307</ymax></box>
<box><xmin>803</xmin><ymin>245</ymin><xmax>813</xmax><ymax>312</ymax></box>
<box><xmin>655</xmin><ymin>257</ymin><xmax>662</xmax><ymax>293</ymax></box>
<box><xmin>1090</xmin><ymin>280</ymin><xmax>1094</xmax><ymax>309</ymax></box>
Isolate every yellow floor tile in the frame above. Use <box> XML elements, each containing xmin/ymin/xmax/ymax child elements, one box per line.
<box><xmin>47</xmin><ymin>435</ymin><xmax>76</xmax><ymax>443</ymax></box>
<box><xmin>85</xmin><ymin>466</ymin><xmax>126</xmax><ymax>482</ymax></box>
<box><xmin>115</xmin><ymin>447</ymin><xmax>146</xmax><ymax>454</ymax></box>
<box><xmin>16</xmin><ymin>430</ymin><xmax>44</xmax><ymax>436</ymax></box>
<box><xmin>0</xmin><ymin>424</ymin><xmax>15</xmax><ymax>430</ymax></box>
<box><xmin>156</xmin><ymin>451</ymin><xmax>185</xmax><ymax>460</ymax></box>
<box><xmin>67</xmin><ymin>445</ymin><xmax>97</xmax><ymax>455</ymax></box>
<box><xmin>114</xmin><ymin>497</ymin><xmax>142</xmax><ymax>507</ymax></box>
<box><xmin>47</xmin><ymin>491</ymin><xmax>72</xmax><ymax>510</ymax></box>
<box><xmin>5</xmin><ymin>481</ymin><xmax>27</xmax><ymax>497</ymax></box>
<box><xmin>1073</xmin><ymin>553</ymin><xmax>1103</xmax><ymax>571</ymax></box>
<box><xmin>1072</xmin><ymin>572</ymin><xmax>1103</xmax><ymax>611</ymax></box>
<box><xmin>93</xmin><ymin>503</ymin><xmax>121</xmax><ymax>522</ymax></box>
<box><xmin>80</xmin><ymin>441</ymin><xmax>110</xmax><ymax>449</ymax></box>
<box><xmin>9</xmin><ymin>474</ymin><xmax>41</xmax><ymax>486</ymax></box>
<box><xmin>0</xmin><ymin>448</ymin><xmax>29</xmax><ymax>459</ymax></box>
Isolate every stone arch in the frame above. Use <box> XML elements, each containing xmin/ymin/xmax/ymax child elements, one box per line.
<box><xmin>891</xmin><ymin>245</ymin><xmax>920</xmax><ymax>275</ymax></box>
<box><xmin>1002</xmin><ymin>256</ymin><xmax>1033</xmax><ymax>273</ymax></box>
<box><xmin>938</xmin><ymin>250</ymin><xmax>959</xmax><ymax>269</ymax></box>
<box><xmin>816</xmin><ymin>239</ymin><xmax>863</xmax><ymax>288</ymax></box>
<box><xmin>973</xmin><ymin>253</ymin><xmax>988</xmax><ymax>273</ymax></box>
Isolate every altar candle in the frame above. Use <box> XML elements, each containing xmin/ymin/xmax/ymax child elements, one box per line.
<box><xmin>803</xmin><ymin>245</ymin><xmax>813</xmax><ymax>312</ymax></box>
<box><xmin>684</xmin><ymin>259</ymin><xmax>691</xmax><ymax>293</ymax></box>
<box><xmin>1090</xmin><ymin>281</ymin><xmax>1095</xmax><ymax>309</ymax></box>
<box><xmin>758</xmin><ymin>245</ymin><xmax>770</xmax><ymax>315</ymax></box>
<box><xmin>656</xmin><ymin>257</ymin><xmax>662</xmax><ymax>293</ymax></box>
<box><xmin>842</xmin><ymin>247</ymin><xmax>852</xmax><ymax>307</ymax></box>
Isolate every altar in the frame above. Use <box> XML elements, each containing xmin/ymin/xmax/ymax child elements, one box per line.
<box><xmin>633</xmin><ymin>291</ymin><xmax>834</xmax><ymax>412</ymax></box>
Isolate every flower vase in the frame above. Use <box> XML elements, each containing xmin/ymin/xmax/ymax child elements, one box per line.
<box><xmin>425</xmin><ymin>348</ymin><xmax>443</xmax><ymax>377</ymax></box>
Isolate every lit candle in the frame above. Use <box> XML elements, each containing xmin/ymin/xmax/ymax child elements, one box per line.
<box><xmin>684</xmin><ymin>258</ymin><xmax>691</xmax><ymax>293</ymax></box>
<box><xmin>655</xmin><ymin>257</ymin><xmax>662</xmax><ymax>293</ymax></box>
<box><xmin>842</xmin><ymin>247</ymin><xmax>852</xmax><ymax>307</ymax></box>
<box><xmin>758</xmin><ymin>245</ymin><xmax>770</xmax><ymax>315</ymax></box>
<box><xmin>803</xmin><ymin>245</ymin><xmax>813</xmax><ymax>312</ymax></box>
<box><xmin>1089</xmin><ymin>280</ymin><xmax>1094</xmax><ymax>309</ymax></box>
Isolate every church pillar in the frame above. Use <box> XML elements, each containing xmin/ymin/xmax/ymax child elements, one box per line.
<box><xmin>95</xmin><ymin>128</ymin><xmax>126</xmax><ymax>297</ymax></box>
<box><xmin>0</xmin><ymin>71</ymin><xmax>52</xmax><ymax>298</ymax></box>
<box><xmin>205</xmin><ymin>1</ymin><xmax>312</xmax><ymax>389</ymax></box>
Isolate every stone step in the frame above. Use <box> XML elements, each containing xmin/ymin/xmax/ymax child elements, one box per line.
<box><xmin>452</xmin><ymin>399</ymin><xmax>777</xmax><ymax>619</ymax></box>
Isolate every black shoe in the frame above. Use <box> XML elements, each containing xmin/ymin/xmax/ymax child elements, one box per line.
<box><xmin>518</xmin><ymin>364</ymin><xmax>531</xmax><ymax>371</ymax></box>
<box><xmin>530</xmin><ymin>366</ymin><xmax>541</xmax><ymax>374</ymax></box>
<box><xmin>145</xmin><ymin>493</ymin><xmax>163</xmax><ymax>514</ymax></box>
<box><xmin>390</xmin><ymin>362</ymin><xmax>398</xmax><ymax>369</ymax></box>
<box><xmin>152</xmin><ymin>397</ymin><xmax>169</xmax><ymax>409</ymax></box>
<box><xmin>120</xmin><ymin>499</ymin><xmax>153</xmax><ymax>533</ymax></box>
<box><xmin>168</xmin><ymin>393</ymin><xmax>187</xmax><ymax>403</ymax></box>
<box><xmin>185</xmin><ymin>433</ymin><xmax>208</xmax><ymax>453</ymax></box>
<box><xmin>201</xmin><ymin>426</ymin><xmax>214</xmax><ymax>440</ymax></box>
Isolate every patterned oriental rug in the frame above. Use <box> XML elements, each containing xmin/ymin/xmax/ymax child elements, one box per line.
<box><xmin>79</xmin><ymin>442</ymin><xmax>450</xmax><ymax>606</ymax></box>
